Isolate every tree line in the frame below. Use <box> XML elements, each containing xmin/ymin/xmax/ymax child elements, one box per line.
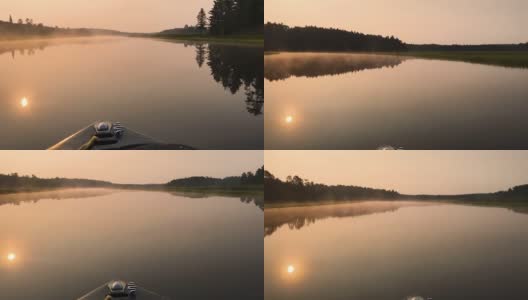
<box><xmin>264</xmin><ymin>170</ymin><xmax>400</xmax><ymax>204</ymax></box>
<box><xmin>1</xmin><ymin>167</ymin><xmax>264</xmax><ymax>194</ymax></box>
<box><xmin>206</xmin><ymin>0</ymin><xmax>263</xmax><ymax>35</ymax></box>
<box><xmin>407</xmin><ymin>43</ymin><xmax>528</xmax><ymax>52</ymax></box>
<box><xmin>167</xmin><ymin>166</ymin><xmax>264</xmax><ymax>187</ymax></box>
<box><xmin>264</xmin><ymin>23</ymin><xmax>407</xmax><ymax>52</ymax></box>
<box><xmin>265</xmin><ymin>22</ymin><xmax>528</xmax><ymax>52</ymax></box>
<box><xmin>0</xmin><ymin>173</ymin><xmax>112</xmax><ymax>193</ymax></box>
<box><xmin>265</xmin><ymin>169</ymin><xmax>528</xmax><ymax>204</ymax></box>
<box><xmin>0</xmin><ymin>16</ymin><xmax>104</xmax><ymax>40</ymax></box>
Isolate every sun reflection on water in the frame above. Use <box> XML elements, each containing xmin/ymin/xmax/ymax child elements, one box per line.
<box><xmin>20</xmin><ymin>97</ymin><xmax>29</xmax><ymax>108</ymax></box>
<box><xmin>7</xmin><ymin>252</ymin><xmax>16</xmax><ymax>262</ymax></box>
<box><xmin>287</xmin><ymin>265</ymin><xmax>295</xmax><ymax>273</ymax></box>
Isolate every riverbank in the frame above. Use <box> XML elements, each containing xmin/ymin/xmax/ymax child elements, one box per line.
<box><xmin>397</xmin><ymin>51</ymin><xmax>528</xmax><ymax>68</ymax></box>
<box><xmin>150</xmin><ymin>33</ymin><xmax>264</xmax><ymax>46</ymax></box>
<box><xmin>0</xmin><ymin>184</ymin><xmax>263</xmax><ymax>197</ymax></box>
<box><xmin>265</xmin><ymin>50</ymin><xmax>528</xmax><ymax>68</ymax></box>
<box><xmin>265</xmin><ymin>197</ymin><xmax>528</xmax><ymax>211</ymax></box>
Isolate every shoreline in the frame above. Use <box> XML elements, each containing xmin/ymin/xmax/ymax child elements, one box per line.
<box><xmin>264</xmin><ymin>50</ymin><xmax>528</xmax><ymax>68</ymax></box>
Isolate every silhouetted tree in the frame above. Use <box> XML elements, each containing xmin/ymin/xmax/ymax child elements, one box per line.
<box><xmin>197</xmin><ymin>8</ymin><xmax>207</xmax><ymax>32</ymax></box>
<box><xmin>17</xmin><ymin>19</ymin><xmax>22</xmax><ymax>24</ymax></box>
<box><xmin>9</xmin><ymin>15</ymin><xmax>13</xmax><ymax>24</ymax></box>
<box><xmin>208</xmin><ymin>0</ymin><xmax>263</xmax><ymax>35</ymax></box>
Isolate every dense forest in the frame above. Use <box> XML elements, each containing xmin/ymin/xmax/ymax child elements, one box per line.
<box><xmin>0</xmin><ymin>173</ymin><xmax>112</xmax><ymax>193</ymax></box>
<box><xmin>264</xmin><ymin>170</ymin><xmax>400</xmax><ymax>204</ymax></box>
<box><xmin>168</xmin><ymin>166</ymin><xmax>264</xmax><ymax>187</ymax></box>
<box><xmin>0</xmin><ymin>18</ymin><xmax>122</xmax><ymax>40</ymax></box>
<box><xmin>208</xmin><ymin>0</ymin><xmax>263</xmax><ymax>35</ymax></box>
<box><xmin>158</xmin><ymin>0</ymin><xmax>264</xmax><ymax>37</ymax></box>
<box><xmin>0</xmin><ymin>167</ymin><xmax>264</xmax><ymax>194</ymax></box>
<box><xmin>265</xmin><ymin>170</ymin><xmax>528</xmax><ymax>205</ymax></box>
<box><xmin>264</xmin><ymin>23</ymin><xmax>406</xmax><ymax>52</ymax></box>
<box><xmin>265</xmin><ymin>22</ymin><xmax>528</xmax><ymax>53</ymax></box>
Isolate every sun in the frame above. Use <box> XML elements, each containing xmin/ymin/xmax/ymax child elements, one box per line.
<box><xmin>285</xmin><ymin>115</ymin><xmax>293</xmax><ymax>124</ymax></box>
<box><xmin>7</xmin><ymin>253</ymin><xmax>16</xmax><ymax>261</ymax></box>
<box><xmin>287</xmin><ymin>265</ymin><xmax>295</xmax><ymax>273</ymax></box>
<box><xmin>20</xmin><ymin>97</ymin><xmax>28</xmax><ymax>107</ymax></box>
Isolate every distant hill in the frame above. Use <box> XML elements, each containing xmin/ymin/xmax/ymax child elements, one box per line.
<box><xmin>265</xmin><ymin>170</ymin><xmax>528</xmax><ymax>205</ymax></box>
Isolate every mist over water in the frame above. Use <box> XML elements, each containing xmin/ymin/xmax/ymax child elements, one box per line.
<box><xmin>0</xmin><ymin>189</ymin><xmax>264</xmax><ymax>299</ymax></box>
<box><xmin>265</xmin><ymin>202</ymin><xmax>528</xmax><ymax>300</ymax></box>
<box><xmin>265</xmin><ymin>52</ymin><xmax>528</xmax><ymax>149</ymax></box>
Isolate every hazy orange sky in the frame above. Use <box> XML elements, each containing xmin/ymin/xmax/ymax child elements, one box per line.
<box><xmin>266</xmin><ymin>151</ymin><xmax>528</xmax><ymax>195</ymax></box>
<box><xmin>0</xmin><ymin>151</ymin><xmax>262</xmax><ymax>184</ymax></box>
<box><xmin>0</xmin><ymin>0</ymin><xmax>213</xmax><ymax>32</ymax></box>
<box><xmin>266</xmin><ymin>0</ymin><xmax>528</xmax><ymax>44</ymax></box>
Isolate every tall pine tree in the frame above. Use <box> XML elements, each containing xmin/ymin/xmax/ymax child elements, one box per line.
<box><xmin>197</xmin><ymin>8</ymin><xmax>207</xmax><ymax>32</ymax></box>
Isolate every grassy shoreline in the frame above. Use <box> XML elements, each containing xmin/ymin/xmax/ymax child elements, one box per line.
<box><xmin>0</xmin><ymin>185</ymin><xmax>263</xmax><ymax>197</ymax></box>
<box><xmin>147</xmin><ymin>33</ymin><xmax>263</xmax><ymax>46</ymax></box>
<box><xmin>265</xmin><ymin>198</ymin><xmax>528</xmax><ymax>210</ymax></box>
<box><xmin>395</xmin><ymin>51</ymin><xmax>528</xmax><ymax>68</ymax></box>
<box><xmin>0</xmin><ymin>33</ymin><xmax>264</xmax><ymax>46</ymax></box>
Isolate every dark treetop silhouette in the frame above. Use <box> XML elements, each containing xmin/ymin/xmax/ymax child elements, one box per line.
<box><xmin>264</xmin><ymin>22</ymin><xmax>528</xmax><ymax>53</ymax></box>
<box><xmin>264</xmin><ymin>23</ymin><xmax>406</xmax><ymax>52</ymax></box>
<box><xmin>208</xmin><ymin>0</ymin><xmax>263</xmax><ymax>35</ymax></box>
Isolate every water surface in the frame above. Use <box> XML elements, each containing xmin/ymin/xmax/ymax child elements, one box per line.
<box><xmin>265</xmin><ymin>201</ymin><xmax>528</xmax><ymax>300</ymax></box>
<box><xmin>0</xmin><ymin>189</ymin><xmax>263</xmax><ymax>299</ymax></box>
<box><xmin>0</xmin><ymin>37</ymin><xmax>263</xmax><ymax>149</ymax></box>
<box><xmin>265</xmin><ymin>52</ymin><xmax>528</xmax><ymax>149</ymax></box>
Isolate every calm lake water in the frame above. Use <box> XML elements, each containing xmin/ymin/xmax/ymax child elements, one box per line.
<box><xmin>265</xmin><ymin>52</ymin><xmax>528</xmax><ymax>149</ymax></box>
<box><xmin>0</xmin><ymin>189</ymin><xmax>263</xmax><ymax>300</ymax></box>
<box><xmin>265</xmin><ymin>201</ymin><xmax>528</xmax><ymax>300</ymax></box>
<box><xmin>0</xmin><ymin>37</ymin><xmax>263</xmax><ymax>149</ymax></box>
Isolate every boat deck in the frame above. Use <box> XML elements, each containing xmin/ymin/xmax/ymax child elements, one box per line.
<box><xmin>49</xmin><ymin>123</ymin><xmax>161</xmax><ymax>150</ymax></box>
<box><xmin>77</xmin><ymin>281</ymin><xmax>169</xmax><ymax>300</ymax></box>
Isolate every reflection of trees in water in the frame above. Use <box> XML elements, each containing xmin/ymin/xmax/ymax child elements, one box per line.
<box><xmin>1</xmin><ymin>189</ymin><xmax>263</xmax><ymax>211</ymax></box>
<box><xmin>195</xmin><ymin>44</ymin><xmax>206</xmax><ymax>68</ymax></box>
<box><xmin>0</xmin><ymin>188</ymin><xmax>115</xmax><ymax>207</ymax></box>
<box><xmin>264</xmin><ymin>201</ymin><xmax>428</xmax><ymax>237</ymax></box>
<box><xmin>240</xmin><ymin>195</ymin><xmax>264</xmax><ymax>210</ymax></box>
<box><xmin>0</xmin><ymin>42</ymin><xmax>48</xmax><ymax>58</ymax></box>
<box><xmin>168</xmin><ymin>190</ymin><xmax>263</xmax><ymax>210</ymax></box>
<box><xmin>0</xmin><ymin>37</ymin><xmax>119</xmax><ymax>59</ymax></box>
<box><xmin>192</xmin><ymin>43</ymin><xmax>264</xmax><ymax>116</ymax></box>
<box><xmin>264</xmin><ymin>53</ymin><xmax>406</xmax><ymax>81</ymax></box>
